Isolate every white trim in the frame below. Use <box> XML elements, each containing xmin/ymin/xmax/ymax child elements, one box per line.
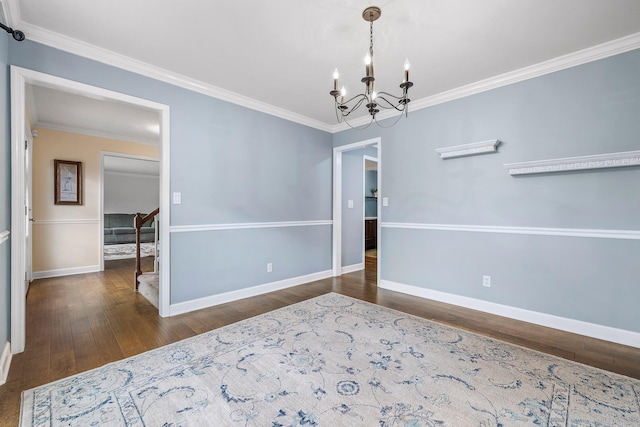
<box><xmin>381</xmin><ymin>222</ymin><xmax>640</xmax><ymax>240</ymax></box>
<box><xmin>436</xmin><ymin>139</ymin><xmax>501</xmax><ymax>159</ymax></box>
<box><xmin>170</xmin><ymin>220</ymin><xmax>332</xmax><ymax>233</ymax></box>
<box><xmin>341</xmin><ymin>263</ymin><xmax>364</xmax><ymax>274</ymax></box>
<box><xmin>15</xmin><ymin>21</ymin><xmax>332</xmax><ymax>133</ymax></box>
<box><xmin>32</xmin><ymin>265</ymin><xmax>101</xmax><ymax>279</ymax></box>
<box><xmin>169</xmin><ymin>269</ymin><xmax>333</xmax><ymax>316</ymax></box>
<box><xmin>331</xmin><ymin>32</ymin><xmax>640</xmax><ymax>132</ymax></box>
<box><xmin>104</xmin><ymin>170</ymin><xmax>159</xmax><ymax>179</ymax></box>
<box><xmin>32</xmin><ymin>219</ymin><xmax>100</xmax><ymax>225</ymax></box>
<box><xmin>333</xmin><ymin>138</ymin><xmax>382</xmax><ymax>280</ymax></box>
<box><xmin>10</xmin><ymin>66</ymin><xmax>27</xmax><ymax>354</ymax></box>
<box><xmin>0</xmin><ymin>341</ymin><xmax>11</xmax><ymax>386</ymax></box>
<box><xmin>4</xmin><ymin>3</ymin><xmax>639</xmax><ymax>133</ymax></box>
<box><xmin>36</xmin><ymin>121</ymin><xmax>160</xmax><ymax>146</ymax></box>
<box><xmin>504</xmin><ymin>150</ymin><xmax>640</xmax><ymax>175</ymax></box>
<box><xmin>0</xmin><ymin>230</ymin><xmax>9</xmax><ymax>245</ymax></box>
<box><xmin>380</xmin><ymin>280</ymin><xmax>640</xmax><ymax>349</ymax></box>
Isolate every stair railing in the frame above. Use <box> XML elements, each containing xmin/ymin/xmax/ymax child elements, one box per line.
<box><xmin>134</xmin><ymin>207</ymin><xmax>159</xmax><ymax>290</ymax></box>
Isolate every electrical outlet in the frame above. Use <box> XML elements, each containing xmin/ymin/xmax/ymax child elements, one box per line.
<box><xmin>267</xmin><ymin>263</ymin><xmax>273</xmax><ymax>273</ymax></box>
<box><xmin>483</xmin><ymin>275</ymin><xmax>491</xmax><ymax>288</ymax></box>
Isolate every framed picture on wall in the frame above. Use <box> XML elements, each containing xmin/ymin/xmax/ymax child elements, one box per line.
<box><xmin>54</xmin><ymin>159</ymin><xmax>83</xmax><ymax>205</ymax></box>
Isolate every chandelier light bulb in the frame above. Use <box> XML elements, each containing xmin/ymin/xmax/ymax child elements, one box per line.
<box><xmin>371</xmin><ymin>91</ymin><xmax>377</xmax><ymax>100</ymax></box>
<box><xmin>404</xmin><ymin>59</ymin><xmax>410</xmax><ymax>82</ymax></box>
<box><xmin>340</xmin><ymin>86</ymin><xmax>346</xmax><ymax>103</ymax></box>
<box><xmin>333</xmin><ymin>68</ymin><xmax>339</xmax><ymax>91</ymax></box>
<box><xmin>364</xmin><ymin>54</ymin><xmax>372</xmax><ymax>65</ymax></box>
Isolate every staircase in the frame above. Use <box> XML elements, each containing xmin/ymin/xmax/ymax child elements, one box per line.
<box><xmin>134</xmin><ymin>208</ymin><xmax>159</xmax><ymax>308</ymax></box>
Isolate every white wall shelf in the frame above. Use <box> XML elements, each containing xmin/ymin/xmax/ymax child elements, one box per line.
<box><xmin>504</xmin><ymin>150</ymin><xmax>640</xmax><ymax>176</ymax></box>
<box><xmin>435</xmin><ymin>139</ymin><xmax>501</xmax><ymax>159</ymax></box>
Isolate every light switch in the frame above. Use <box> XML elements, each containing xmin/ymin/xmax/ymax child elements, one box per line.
<box><xmin>347</xmin><ymin>200</ymin><xmax>354</xmax><ymax>208</ymax></box>
<box><xmin>173</xmin><ymin>192</ymin><xmax>182</xmax><ymax>204</ymax></box>
<box><xmin>382</xmin><ymin>197</ymin><xmax>389</xmax><ymax>206</ymax></box>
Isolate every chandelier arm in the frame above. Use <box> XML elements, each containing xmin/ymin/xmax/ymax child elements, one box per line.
<box><xmin>373</xmin><ymin>109</ymin><xmax>407</xmax><ymax>128</ymax></box>
<box><xmin>336</xmin><ymin>95</ymin><xmax>369</xmax><ymax>118</ymax></box>
<box><xmin>341</xmin><ymin>114</ymin><xmax>375</xmax><ymax>130</ymax></box>
<box><xmin>374</xmin><ymin>95</ymin><xmax>408</xmax><ymax>112</ymax></box>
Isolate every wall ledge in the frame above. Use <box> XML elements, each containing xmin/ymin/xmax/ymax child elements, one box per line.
<box><xmin>380</xmin><ymin>280</ymin><xmax>640</xmax><ymax>349</ymax></box>
<box><xmin>436</xmin><ymin>139</ymin><xmax>500</xmax><ymax>159</ymax></box>
<box><xmin>504</xmin><ymin>150</ymin><xmax>640</xmax><ymax>175</ymax></box>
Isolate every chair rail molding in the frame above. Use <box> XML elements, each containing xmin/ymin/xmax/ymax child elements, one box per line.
<box><xmin>504</xmin><ymin>150</ymin><xmax>640</xmax><ymax>176</ymax></box>
<box><xmin>436</xmin><ymin>139</ymin><xmax>501</xmax><ymax>159</ymax></box>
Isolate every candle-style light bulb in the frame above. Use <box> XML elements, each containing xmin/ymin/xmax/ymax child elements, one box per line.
<box><xmin>340</xmin><ymin>86</ymin><xmax>346</xmax><ymax>104</ymax></box>
<box><xmin>371</xmin><ymin>91</ymin><xmax>377</xmax><ymax>100</ymax></box>
<box><xmin>333</xmin><ymin>68</ymin><xmax>339</xmax><ymax>91</ymax></box>
<box><xmin>403</xmin><ymin>58</ymin><xmax>410</xmax><ymax>83</ymax></box>
<box><xmin>365</xmin><ymin>53</ymin><xmax>372</xmax><ymax>77</ymax></box>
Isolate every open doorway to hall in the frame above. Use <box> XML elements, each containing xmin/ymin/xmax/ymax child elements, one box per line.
<box><xmin>333</xmin><ymin>137</ymin><xmax>381</xmax><ymax>284</ymax></box>
<box><xmin>364</xmin><ymin>156</ymin><xmax>378</xmax><ymax>278</ymax></box>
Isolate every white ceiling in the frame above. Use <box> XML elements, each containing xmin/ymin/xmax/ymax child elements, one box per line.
<box><xmin>27</xmin><ymin>84</ymin><xmax>160</xmax><ymax>144</ymax></box>
<box><xmin>7</xmin><ymin>0</ymin><xmax>640</xmax><ymax>134</ymax></box>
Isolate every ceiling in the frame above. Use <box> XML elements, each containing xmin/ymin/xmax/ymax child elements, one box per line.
<box><xmin>27</xmin><ymin>84</ymin><xmax>161</xmax><ymax>145</ymax></box>
<box><xmin>7</xmin><ymin>0</ymin><xmax>640</xmax><ymax>135</ymax></box>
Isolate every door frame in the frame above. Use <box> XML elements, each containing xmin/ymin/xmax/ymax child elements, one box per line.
<box><xmin>10</xmin><ymin>66</ymin><xmax>172</xmax><ymax>354</ymax></box>
<box><xmin>332</xmin><ymin>137</ymin><xmax>381</xmax><ymax>282</ymax></box>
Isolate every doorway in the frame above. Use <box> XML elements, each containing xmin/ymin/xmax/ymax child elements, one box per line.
<box><xmin>332</xmin><ymin>137</ymin><xmax>381</xmax><ymax>283</ymax></box>
<box><xmin>10</xmin><ymin>66</ymin><xmax>171</xmax><ymax>354</ymax></box>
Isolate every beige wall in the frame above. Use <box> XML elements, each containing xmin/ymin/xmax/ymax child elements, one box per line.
<box><xmin>32</xmin><ymin>128</ymin><xmax>159</xmax><ymax>275</ymax></box>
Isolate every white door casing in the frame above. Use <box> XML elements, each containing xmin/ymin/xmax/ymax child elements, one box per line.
<box><xmin>10</xmin><ymin>66</ymin><xmax>172</xmax><ymax>354</ymax></box>
<box><xmin>332</xmin><ymin>137</ymin><xmax>381</xmax><ymax>282</ymax></box>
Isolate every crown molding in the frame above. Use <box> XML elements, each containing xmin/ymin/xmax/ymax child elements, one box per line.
<box><xmin>504</xmin><ymin>150</ymin><xmax>640</xmax><ymax>176</ymax></box>
<box><xmin>331</xmin><ymin>32</ymin><xmax>640</xmax><ymax>133</ymax></box>
<box><xmin>35</xmin><ymin>121</ymin><xmax>159</xmax><ymax>146</ymax></box>
<box><xmin>10</xmin><ymin>5</ymin><xmax>640</xmax><ymax>135</ymax></box>
<box><xmin>16</xmin><ymin>21</ymin><xmax>333</xmax><ymax>133</ymax></box>
<box><xmin>436</xmin><ymin>139</ymin><xmax>501</xmax><ymax>159</ymax></box>
<box><xmin>2</xmin><ymin>0</ymin><xmax>19</xmax><ymax>26</ymax></box>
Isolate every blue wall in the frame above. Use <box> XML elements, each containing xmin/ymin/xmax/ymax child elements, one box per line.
<box><xmin>0</xmin><ymin>34</ymin><xmax>9</xmax><ymax>349</ymax></box>
<box><xmin>333</xmin><ymin>48</ymin><xmax>640</xmax><ymax>333</ymax></box>
<box><xmin>8</xmin><ymin>40</ymin><xmax>333</xmax><ymax>305</ymax></box>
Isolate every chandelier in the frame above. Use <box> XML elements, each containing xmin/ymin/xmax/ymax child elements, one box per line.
<box><xmin>330</xmin><ymin>6</ymin><xmax>413</xmax><ymax>128</ymax></box>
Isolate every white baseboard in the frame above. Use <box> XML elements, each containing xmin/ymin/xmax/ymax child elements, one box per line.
<box><xmin>0</xmin><ymin>341</ymin><xmax>12</xmax><ymax>386</ymax></box>
<box><xmin>341</xmin><ymin>263</ymin><xmax>364</xmax><ymax>274</ymax></box>
<box><xmin>169</xmin><ymin>269</ymin><xmax>334</xmax><ymax>316</ymax></box>
<box><xmin>32</xmin><ymin>265</ymin><xmax>101</xmax><ymax>279</ymax></box>
<box><xmin>380</xmin><ymin>280</ymin><xmax>640</xmax><ymax>349</ymax></box>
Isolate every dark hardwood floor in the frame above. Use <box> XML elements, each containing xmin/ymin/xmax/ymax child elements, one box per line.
<box><xmin>1</xmin><ymin>256</ymin><xmax>639</xmax><ymax>425</ymax></box>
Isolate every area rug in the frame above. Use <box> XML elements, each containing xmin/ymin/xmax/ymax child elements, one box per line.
<box><xmin>104</xmin><ymin>242</ymin><xmax>156</xmax><ymax>261</ymax></box>
<box><xmin>20</xmin><ymin>293</ymin><xmax>640</xmax><ymax>426</ymax></box>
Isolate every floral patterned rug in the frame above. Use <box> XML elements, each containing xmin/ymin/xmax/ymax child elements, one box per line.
<box><xmin>20</xmin><ymin>293</ymin><xmax>640</xmax><ymax>426</ymax></box>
